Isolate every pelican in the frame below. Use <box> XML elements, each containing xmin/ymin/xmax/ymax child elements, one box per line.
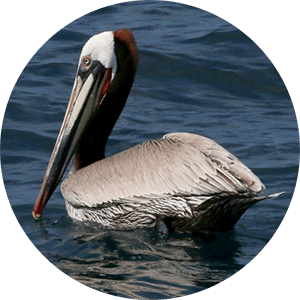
<box><xmin>32</xmin><ymin>28</ymin><xmax>281</xmax><ymax>236</ymax></box>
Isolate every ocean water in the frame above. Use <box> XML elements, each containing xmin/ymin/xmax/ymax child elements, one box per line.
<box><xmin>1</xmin><ymin>1</ymin><xmax>299</xmax><ymax>299</ymax></box>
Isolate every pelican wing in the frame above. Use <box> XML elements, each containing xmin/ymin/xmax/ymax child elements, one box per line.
<box><xmin>61</xmin><ymin>132</ymin><xmax>264</xmax><ymax>208</ymax></box>
<box><xmin>163</xmin><ymin>132</ymin><xmax>265</xmax><ymax>192</ymax></box>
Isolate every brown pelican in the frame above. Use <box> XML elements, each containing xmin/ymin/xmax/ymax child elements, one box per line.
<box><xmin>32</xmin><ymin>28</ymin><xmax>281</xmax><ymax>235</ymax></box>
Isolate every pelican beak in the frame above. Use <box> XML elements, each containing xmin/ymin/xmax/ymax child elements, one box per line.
<box><xmin>32</xmin><ymin>61</ymin><xmax>112</xmax><ymax>219</ymax></box>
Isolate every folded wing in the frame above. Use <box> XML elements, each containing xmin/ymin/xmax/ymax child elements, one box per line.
<box><xmin>61</xmin><ymin>132</ymin><xmax>265</xmax><ymax>208</ymax></box>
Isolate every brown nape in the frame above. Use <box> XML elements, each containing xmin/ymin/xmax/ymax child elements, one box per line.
<box><xmin>73</xmin><ymin>29</ymin><xmax>138</xmax><ymax>171</ymax></box>
<box><xmin>113</xmin><ymin>28</ymin><xmax>138</xmax><ymax>73</ymax></box>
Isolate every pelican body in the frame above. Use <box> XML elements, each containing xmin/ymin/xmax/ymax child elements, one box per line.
<box><xmin>32</xmin><ymin>29</ymin><xmax>280</xmax><ymax>235</ymax></box>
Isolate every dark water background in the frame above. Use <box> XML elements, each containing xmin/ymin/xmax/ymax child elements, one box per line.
<box><xmin>1</xmin><ymin>1</ymin><xmax>299</xmax><ymax>299</ymax></box>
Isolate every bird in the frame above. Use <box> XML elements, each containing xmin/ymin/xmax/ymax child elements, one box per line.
<box><xmin>32</xmin><ymin>28</ymin><xmax>282</xmax><ymax>237</ymax></box>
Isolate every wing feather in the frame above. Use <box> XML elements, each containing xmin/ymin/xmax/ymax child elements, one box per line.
<box><xmin>61</xmin><ymin>132</ymin><xmax>265</xmax><ymax>207</ymax></box>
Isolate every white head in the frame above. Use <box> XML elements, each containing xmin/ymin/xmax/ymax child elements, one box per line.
<box><xmin>79</xmin><ymin>31</ymin><xmax>117</xmax><ymax>80</ymax></box>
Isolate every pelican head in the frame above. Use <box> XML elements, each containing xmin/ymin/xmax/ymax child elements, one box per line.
<box><xmin>32</xmin><ymin>29</ymin><xmax>138</xmax><ymax>219</ymax></box>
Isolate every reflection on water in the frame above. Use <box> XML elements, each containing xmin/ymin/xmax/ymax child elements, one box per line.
<box><xmin>46</xmin><ymin>215</ymin><xmax>243</xmax><ymax>298</ymax></box>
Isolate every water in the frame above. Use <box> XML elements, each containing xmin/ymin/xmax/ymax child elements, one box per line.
<box><xmin>1</xmin><ymin>1</ymin><xmax>299</xmax><ymax>299</ymax></box>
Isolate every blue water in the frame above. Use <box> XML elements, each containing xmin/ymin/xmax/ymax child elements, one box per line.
<box><xmin>1</xmin><ymin>1</ymin><xmax>299</xmax><ymax>299</ymax></box>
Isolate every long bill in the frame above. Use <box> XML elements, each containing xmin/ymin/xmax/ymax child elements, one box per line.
<box><xmin>32</xmin><ymin>62</ymin><xmax>112</xmax><ymax>219</ymax></box>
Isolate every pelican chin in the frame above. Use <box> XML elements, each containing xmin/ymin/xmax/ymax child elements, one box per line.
<box><xmin>32</xmin><ymin>28</ymin><xmax>282</xmax><ymax>235</ymax></box>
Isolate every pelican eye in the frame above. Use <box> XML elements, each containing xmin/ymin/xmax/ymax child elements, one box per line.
<box><xmin>82</xmin><ymin>56</ymin><xmax>91</xmax><ymax>67</ymax></box>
